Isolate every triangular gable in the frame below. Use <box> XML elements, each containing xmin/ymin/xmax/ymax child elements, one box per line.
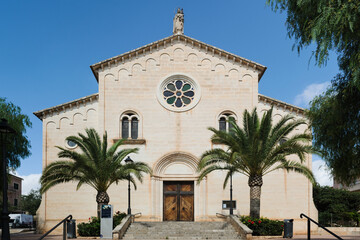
<box><xmin>90</xmin><ymin>34</ymin><xmax>267</xmax><ymax>82</ymax></box>
<box><xmin>33</xmin><ymin>93</ymin><xmax>99</xmax><ymax>120</ymax></box>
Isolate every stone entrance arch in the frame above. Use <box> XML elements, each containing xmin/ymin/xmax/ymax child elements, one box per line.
<box><xmin>153</xmin><ymin>152</ymin><xmax>198</xmax><ymax>178</ymax></box>
<box><xmin>150</xmin><ymin>152</ymin><xmax>207</xmax><ymax>221</ymax></box>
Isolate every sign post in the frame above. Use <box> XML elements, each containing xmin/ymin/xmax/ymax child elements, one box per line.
<box><xmin>100</xmin><ymin>204</ymin><xmax>113</xmax><ymax>239</ymax></box>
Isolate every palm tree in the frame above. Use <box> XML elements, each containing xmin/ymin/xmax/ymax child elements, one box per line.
<box><xmin>40</xmin><ymin>128</ymin><xmax>151</xmax><ymax>217</ymax></box>
<box><xmin>198</xmin><ymin>108</ymin><xmax>316</xmax><ymax>218</ymax></box>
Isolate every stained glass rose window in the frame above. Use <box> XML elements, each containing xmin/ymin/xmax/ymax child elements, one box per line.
<box><xmin>163</xmin><ymin>80</ymin><xmax>195</xmax><ymax>108</ymax></box>
<box><xmin>157</xmin><ymin>74</ymin><xmax>201</xmax><ymax>112</ymax></box>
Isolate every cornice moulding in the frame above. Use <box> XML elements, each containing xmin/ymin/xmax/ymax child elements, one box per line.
<box><xmin>33</xmin><ymin>93</ymin><xmax>99</xmax><ymax>120</ymax></box>
<box><xmin>90</xmin><ymin>34</ymin><xmax>267</xmax><ymax>82</ymax></box>
<box><xmin>258</xmin><ymin>94</ymin><xmax>306</xmax><ymax>116</ymax></box>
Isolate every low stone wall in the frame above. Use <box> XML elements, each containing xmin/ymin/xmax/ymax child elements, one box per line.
<box><xmin>317</xmin><ymin>227</ymin><xmax>360</xmax><ymax>236</ymax></box>
<box><xmin>227</xmin><ymin>215</ymin><xmax>253</xmax><ymax>240</ymax></box>
<box><xmin>112</xmin><ymin>215</ymin><xmax>133</xmax><ymax>239</ymax></box>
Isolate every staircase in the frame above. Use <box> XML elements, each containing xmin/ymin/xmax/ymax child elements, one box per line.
<box><xmin>122</xmin><ymin>221</ymin><xmax>243</xmax><ymax>240</ymax></box>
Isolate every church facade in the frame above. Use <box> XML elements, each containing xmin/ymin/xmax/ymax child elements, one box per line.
<box><xmin>35</xmin><ymin>10</ymin><xmax>317</xmax><ymax>234</ymax></box>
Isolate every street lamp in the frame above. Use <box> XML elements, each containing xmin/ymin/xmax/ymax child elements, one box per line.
<box><xmin>124</xmin><ymin>156</ymin><xmax>134</xmax><ymax>215</ymax></box>
<box><xmin>0</xmin><ymin>119</ymin><xmax>16</xmax><ymax>240</ymax></box>
<box><xmin>229</xmin><ymin>173</ymin><xmax>233</xmax><ymax>215</ymax></box>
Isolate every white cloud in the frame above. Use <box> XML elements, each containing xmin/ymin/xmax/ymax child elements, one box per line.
<box><xmin>13</xmin><ymin>172</ymin><xmax>41</xmax><ymax>195</ymax></box>
<box><xmin>294</xmin><ymin>82</ymin><xmax>330</xmax><ymax>107</ymax></box>
<box><xmin>312</xmin><ymin>159</ymin><xmax>333</xmax><ymax>186</ymax></box>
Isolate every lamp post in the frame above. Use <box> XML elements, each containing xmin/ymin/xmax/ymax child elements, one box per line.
<box><xmin>124</xmin><ymin>156</ymin><xmax>134</xmax><ymax>215</ymax></box>
<box><xmin>229</xmin><ymin>173</ymin><xmax>233</xmax><ymax>215</ymax></box>
<box><xmin>0</xmin><ymin>119</ymin><xmax>16</xmax><ymax>240</ymax></box>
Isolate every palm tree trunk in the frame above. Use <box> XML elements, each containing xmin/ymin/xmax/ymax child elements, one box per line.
<box><xmin>96</xmin><ymin>191</ymin><xmax>110</xmax><ymax>218</ymax></box>
<box><xmin>248</xmin><ymin>175</ymin><xmax>263</xmax><ymax>219</ymax></box>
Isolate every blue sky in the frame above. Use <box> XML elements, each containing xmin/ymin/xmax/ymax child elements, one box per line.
<box><xmin>1</xmin><ymin>1</ymin><xmax>338</xmax><ymax>193</ymax></box>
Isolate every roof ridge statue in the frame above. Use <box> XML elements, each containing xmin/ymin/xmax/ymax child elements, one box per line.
<box><xmin>173</xmin><ymin>8</ymin><xmax>184</xmax><ymax>35</ymax></box>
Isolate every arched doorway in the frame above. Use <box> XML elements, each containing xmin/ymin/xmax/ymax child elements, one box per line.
<box><xmin>151</xmin><ymin>152</ymin><xmax>206</xmax><ymax>221</ymax></box>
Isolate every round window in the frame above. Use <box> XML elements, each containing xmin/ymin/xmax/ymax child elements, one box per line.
<box><xmin>157</xmin><ymin>74</ymin><xmax>201</xmax><ymax>112</ymax></box>
<box><xmin>66</xmin><ymin>140</ymin><xmax>77</xmax><ymax>149</ymax></box>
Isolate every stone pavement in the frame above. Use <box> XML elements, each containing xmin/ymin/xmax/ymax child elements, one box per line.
<box><xmin>9</xmin><ymin>233</ymin><xmax>360</xmax><ymax>240</ymax></box>
<box><xmin>255</xmin><ymin>235</ymin><xmax>359</xmax><ymax>240</ymax></box>
<box><xmin>10</xmin><ymin>232</ymin><xmax>99</xmax><ymax>240</ymax></box>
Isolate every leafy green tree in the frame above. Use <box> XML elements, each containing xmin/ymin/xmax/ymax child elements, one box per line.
<box><xmin>267</xmin><ymin>0</ymin><xmax>360</xmax><ymax>86</ymax></box>
<box><xmin>267</xmin><ymin>0</ymin><xmax>360</xmax><ymax>184</ymax></box>
<box><xmin>40</xmin><ymin>128</ymin><xmax>151</xmax><ymax>217</ymax></box>
<box><xmin>198</xmin><ymin>108</ymin><xmax>316</xmax><ymax>218</ymax></box>
<box><xmin>20</xmin><ymin>189</ymin><xmax>41</xmax><ymax>215</ymax></box>
<box><xmin>0</xmin><ymin>97</ymin><xmax>31</xmax><ymax>170</ymax></box>
<box><xmin>309</xmin><ymin>75</ymin><xmax>360</xmax><ymax>185</ymax></box>
<box><xmin>313</xmin><ymin>184</ymin><xmax>360</xmax><ymax>226</ymax></box>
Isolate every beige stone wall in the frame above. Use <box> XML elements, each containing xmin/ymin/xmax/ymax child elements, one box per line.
<box><xmin>257</xmin><ymin>102</ymin><xmax>318</xmax><ymax>233</ymax></box>
<box><xmin>37</xmin><ymin>40</ymin><xmax>317</xmax><ymax>234</ymax></box>
<box><xmin>37</xmin><ymin>100</ymin><xmax>99</xmax><ymax>233</ymax></box>
<box><xmin>8</xmin><ymin>175</ymin><xmax>22</xmax><ymax>209</ymax></box>
<box><xmin>94</xmin><ymin>41</ymin><xmax>259</xmax><ymax>221</ymax></box>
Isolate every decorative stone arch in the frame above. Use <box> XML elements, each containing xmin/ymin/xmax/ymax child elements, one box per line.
<box><xmin>150</xmin><ymin>152</ymin><xmax>207</xmax><ymax>221</ymax></box>
<box><xmin>119</xmin><ymin>110</ymin><xmax>141</xmax><ymax>139</ymax></box>
<box><xmin>216</xmin><ymin>110</ymin><xmax>238</xmax><ymax>132</ymax></box>
<box><xmin>153</xmin><ymin>151</ymin><xmax>199</xmax><ymax>178</ymax></box>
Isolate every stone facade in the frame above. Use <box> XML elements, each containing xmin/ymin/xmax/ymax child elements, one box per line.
<box><xmin>8</xmin><ymin>174</ymin><xmax>22</xmax><ymax>210</ymax></box>
<box><xmin>34</xmin><ymin>22</ymin><xmax>317</xmax><ymax>234</ymax></box>
<box><xmin>333</xmin><ymin>179</ymin><xmax>360</xmax><ymax>192</ymax></box>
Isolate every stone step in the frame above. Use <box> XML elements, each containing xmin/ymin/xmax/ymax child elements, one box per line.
<box><xmin>122</xmin><ymin>221</ymin><xmax>243</xmax><ymax>240</ymax></box>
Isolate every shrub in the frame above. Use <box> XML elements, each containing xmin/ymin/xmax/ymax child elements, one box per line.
<box><xmin>78</xmin><ymin>216</ymin><xmax>100</xmax><ymax>237</ymax></box>
<box><xmin>78</xmin><ymin>211</ymin><xmax>127</xmax><ymax>236</ymax></box>
<box><xmin>239</xmin><ymin>216</ymin><xmax>283</xmax><ymax>236</ymax></box>
<box><xmin>113</xmin><ymin>211</ymin><xmax>127</xmax><ymax>227</ymax></box>
<box><xmin>313</xmin><ymin>185</ymin><xmax>360</xmax><ymax>227</ymax></box>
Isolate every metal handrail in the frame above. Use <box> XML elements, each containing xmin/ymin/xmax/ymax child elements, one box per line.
<box><xmin>216</xmin><ymin>213</ymin><xmax>228</xmax><ymax>218</ymax></box>
<box><xmin>132</xmin><ymin>212</ymin><xmax>142</xmax><ymax>218</ymax></box>
<box><xmin>39</xmin><ymin>215</ymin><xmax>72</xmax><ymax>240</ymax></box>
<box><xmin>300</xmin><ymin>213</ymin><xmax>343</xmax><ymax>240</ymax></box>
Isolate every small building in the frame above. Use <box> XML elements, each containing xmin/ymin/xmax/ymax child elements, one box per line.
<box><xmin>34</xmin><ymin>10</ymin><xmax>318</xmax><ymax>234</ymax></box>
<box><xmin>333</xmin><ymin>179</ymin><xmax>360</xmax><ymax>192</ymax></box>
<box><xmin>8</xmin><ymin>174</ymin><xmax>22</xmax><ymax>210</ymax></box>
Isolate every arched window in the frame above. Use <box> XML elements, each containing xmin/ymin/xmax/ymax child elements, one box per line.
<box><xmin>122</xmin><ymin>117</ymin><xmax>129</xmax><ymax>139</ymax></box>
<box><xmin>218</xmin><ymin>112</ymin><xmax>237</xmax><ymax>132</ymax></box>
<box><xmin>121</xmin><ymin>112</ymin><xmax>139</xmax><ymax>139</ymax></box>
<box><xmin>219</xmin><ymin>117</ymin><xmax>226</xmax><ymax>132</ymax></box>
<box><xmin>279</xmin><ymin>137</ymin><xmax>287</xmax><ymax>145</ymax></box>
<box><xmin>131</xmin><ymin>117</ymin><xmax>138</xmax><ymax>139</ymax></box>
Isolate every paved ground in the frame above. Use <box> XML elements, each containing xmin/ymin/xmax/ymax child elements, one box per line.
<box><xmin>10</xmin><ymin>232</ymin><xmax>99</xmax><ymax>239</ymax></box>
<box><xmin>9</xmin><ymin>232</ymin><xmax>360</xmax><ymax>240</ymax></box>
<box><xmin>268</xmin><ymin>235</ymin><xmax>359</xmax><ymax>240</ymax></box>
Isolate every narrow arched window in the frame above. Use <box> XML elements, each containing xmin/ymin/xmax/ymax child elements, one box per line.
<box><xmin>131</xmin><ymin>117</ymin><xmax>138</xmax><ymax>139</ymax></box>
<box><xmin>121</xmin><ymin>112</ymin><xmax>140</xmax><ymax>140</ymax></box>
<box><xmin>279</xmin><ymin>138</ymin><xmax>287</xmax><ymax>145</ymax></box>
<box><xmin>122</xmin><ymin>117</ymin><xmax>129</xmax><ymax>139</ymax></box>
<box><xmin>228</xmin><ymin>116</ymin><xmax>235</xmax><ymax>132</ymax></box>
<box><xmin>219</xmin><ymin>117</ymin><xmax>226</xmax><ymax>132</ymax></box>
<box><xmin>218</xmin><ymin>112</ymin><xmax>237</xmax><ymax>133</ymax></box>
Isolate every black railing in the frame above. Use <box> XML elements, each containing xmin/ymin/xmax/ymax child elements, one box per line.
<box><xmin>132</xmin><ymin>212</ymin><xmax>142</xmax><ymax>218</ymax></box>
<box><xmin>38</xmin><ymin>215</ymin><xmax>72</xmax><ymax>240</ymax></box>
<box><xmin>216</xmin><ymin>213</ymin><xmax>227</xmax><ymax>218</ymax></box>
<box><xmin>300</xmin><ymin>213</ymin><xmax>343</xmax><ymax>240</ymax></box>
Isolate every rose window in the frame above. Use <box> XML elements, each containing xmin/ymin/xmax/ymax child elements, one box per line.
<box><xmin>163</xmin><ymin>80</ymin><xmax>195</xmax><ymax>108</ymax></box>
<box><xmin>157</xmin><ymin>74</ymin><xmax>201</xmax><ymax>112</ymax></box>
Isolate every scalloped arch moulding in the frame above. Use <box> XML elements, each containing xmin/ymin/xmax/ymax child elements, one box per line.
<box><xmin>153</xmin><ymin>151</ymin><xmax>199</xmax><ymax>178</ymax></box>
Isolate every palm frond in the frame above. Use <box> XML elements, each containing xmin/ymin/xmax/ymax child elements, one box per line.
<box><xmin>40</xmin><ymin>128</ymin><xmax>151</xmax><ymax>197</ymax></box>
<box><xmin>266</xmin><ymin>160</ymin><xmax>316</xmax><ymax>184</ymax></box>
<box><xmin>198</xmin><ymin>107</ymin><xmax>316</xmax><ymax>190</ymax></box>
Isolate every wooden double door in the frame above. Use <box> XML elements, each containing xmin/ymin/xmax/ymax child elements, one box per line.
<box><xmin>163</xmin><ymin>181</ymin><xmax>194</xmax><ymax>221</ymax></box>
